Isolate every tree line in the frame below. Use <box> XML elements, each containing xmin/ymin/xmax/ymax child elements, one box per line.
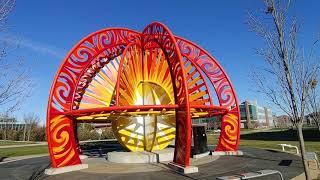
<box><xmin>0</xmin><ymin>113</ymin><xmax>45</xmax><ymax>141</ymax></box>
<box><xmin>0</xmin><ymin>113</ymin><xmax>115</xmax><ymax>142</ymax></box>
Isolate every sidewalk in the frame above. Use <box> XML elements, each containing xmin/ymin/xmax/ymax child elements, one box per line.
<box><xmin>0</xmin><ymin>142</ymin><xmax>47</xmax><ymax>149</ymax></box>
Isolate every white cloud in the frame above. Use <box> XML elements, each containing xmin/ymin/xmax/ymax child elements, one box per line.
<box><xmin>0</xmin><ymin>33</ymin><xmax>64</xmax><ymax>58</ymax></box>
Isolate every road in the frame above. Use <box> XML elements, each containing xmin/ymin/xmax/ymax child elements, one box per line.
<box><xmin>0</xmin><ymin>156</ymin><xmax>50</xmax><ymax>180</ymax></box>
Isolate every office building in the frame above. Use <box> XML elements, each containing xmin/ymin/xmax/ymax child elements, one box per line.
<box><xmin>239</xmin><ymin>100</ymin><xmax>274</xmax><ymax>129</ymax></box>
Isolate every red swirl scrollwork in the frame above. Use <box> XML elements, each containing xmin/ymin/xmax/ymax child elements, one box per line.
<box><xmin>47</xmin><ymin>29</ymin><xmax>140</xmax><ymax>168</ymax></box>
<box><xmin>176</xmin><ymin>37</ymin><xmax>240</xmax><ymax>151</ymax></box>
<box><xmin>142</xmin><ymin>22</ymin><xmax>192</xmax><ymax>166</ymax></box>
<box><xmin>48</xmin><ymin>115</ymin><xmax>80</xmax><ymax>167</ymax></box>
<box><xmin>47</xmin><ymin>22</ymin><xmax>240</xmax><ymax>169</ymax></box>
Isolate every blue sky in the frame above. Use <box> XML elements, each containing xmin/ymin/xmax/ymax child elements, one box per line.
<box><xmin>2</xmin><ymin>0</ymin><xmax>319</xmax><ymax>123</ymax></box>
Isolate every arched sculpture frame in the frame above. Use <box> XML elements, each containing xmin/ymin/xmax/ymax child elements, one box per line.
<box><xmin>46</xmin><ymin>22</ymin><xmax>240</xmax><ymax>169</ymax></box>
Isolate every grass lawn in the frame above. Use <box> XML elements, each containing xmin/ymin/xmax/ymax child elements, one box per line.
<box><xmin>207</xmin><ymin>128</ymin><xmax>320</xmax><ymax>157</ymax></box>
<box><xmin>0</xmin><ymin>128</ymin><xmax>319</xmax><ymax>159</ymax></box>
<box><xmin>239</xmin><ymin>139</ymin><xmax>320</xmax><ymax>155</ymax></box>
<box><xmin>0</xmin><ymin>141</ymin><xmax>35</xmax><ymax>146</ymax></box>
<box><xmin>0</xmin><ymin>145</ymin><xmax>48</xmax><ymax>158</ymax></box>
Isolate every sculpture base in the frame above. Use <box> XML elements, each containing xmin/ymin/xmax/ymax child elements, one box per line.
<box><xmin>107</xmin><ymin>148</ymin><xmax>174</xmax><ymax>163</ymax></box>
<box><xmin>80</xmin><ymin>155</ymin><xmax>88</xmax><ymax>160</ymax></box>
<box><xmin>192</xmin><ymin>151</ymin><xmax>210</xmax><ymax>159</ymax></box>
<box><xmin>168</xmin><ymin>162</ymin><xmax>198</xmax><ymax>174</ymax></box>
<box><xmin>211</xmin><ymin>150</ymin><xmax>243</xmax><ymax>156</ymax></box>
<box><xmin>45</xmin><ymin>164</ymin><xmax>88</xmax><ymax>175</ymax></box>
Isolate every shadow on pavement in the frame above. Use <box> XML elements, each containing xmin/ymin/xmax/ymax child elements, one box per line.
<box><xmin>0</xmin><ymin>157</ymin><xmax>7</xmax><ymax>162</ymax></box>
<box><xmin>278</xmin><ymin>160</ymin><xmax>293</xmax><ymax>166</ymax></box>
<box><xmin>28</xmin><ymin>163</ymin><xmax>51</xmax><ymax>180</ymax></box>
<box><xmin>80</xmin><ymin>140</ymin><xmax>127</xmax><ymax>158</ymax></box>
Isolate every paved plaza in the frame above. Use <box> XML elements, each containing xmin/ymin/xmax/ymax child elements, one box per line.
<box><xmin>0</xmin><ymin>147</ymin><xmax>304</xmax><ymax>180</ymax></box>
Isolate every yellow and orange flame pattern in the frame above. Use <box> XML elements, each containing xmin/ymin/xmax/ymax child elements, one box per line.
<box><xmin>48</xmin><ymin>115</ymin><xmax>80</xmax><ymax>167</ymax></box>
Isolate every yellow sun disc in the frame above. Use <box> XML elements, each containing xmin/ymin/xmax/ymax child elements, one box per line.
<box><xmin>79</xmin><ymin>45</ymin><xmax>176</xmax><ymax>152</ymax></box>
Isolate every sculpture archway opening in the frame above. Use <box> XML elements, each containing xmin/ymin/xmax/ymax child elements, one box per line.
<box><xmin>46</xmin><ymin>22</ymin><xmax>240</xmax><ymax>170</ymax></box>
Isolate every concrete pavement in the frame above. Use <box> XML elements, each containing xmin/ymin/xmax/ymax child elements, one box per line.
<box><xmin>0</xmin><ymin>147</ymin><xmax>305</xmax><ymax>180</ymax></box>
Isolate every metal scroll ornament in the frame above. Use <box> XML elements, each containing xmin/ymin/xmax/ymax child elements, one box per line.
<box><xmin>46</xmin><ymin>22</ymin><xmax>240</xmax><ymax>168</ymax></box>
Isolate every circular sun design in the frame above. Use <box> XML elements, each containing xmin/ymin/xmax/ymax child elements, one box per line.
<box><xmin>46</xmin><ymin>23</ymin><xmax>241</xmax><ymax>168</ymax></box>
<box><xmin>78</xmin><ymin>45</ymin><xmax>176</xmax><ymax>151</ymax></box>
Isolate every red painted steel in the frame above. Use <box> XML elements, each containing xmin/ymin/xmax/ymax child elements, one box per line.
<box><xmin>142</xmin><ymin>22</ymin><xmax>192</xmax><ymax>166</ymax></box>
<box><xmin>46</xmin><ymin>22</ymin><xmax>240</xmax><ymax>169</ymax></box>
<box><xmin>175</xmin><ymin>36</ymin><xmax>240</xmax><ymax>151</ymax></box>
<box><xmin>46</xmin><ymin>28</ymin><xmax>140</xmax><ymax>168</ymax></box>
<box><xmin>64</xmin><ymin>104</ymin><xmax>228</xmax><ymax>117</ymax></box>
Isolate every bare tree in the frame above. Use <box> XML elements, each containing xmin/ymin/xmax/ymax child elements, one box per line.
<box><xmin>0</xmin><ymin>0</ymin><xmax>15</xmax><ymax>28</ymax></box>
<box><xmin>0</xmin><ymin>113</ymin><xmax>15</xmax><ymax>140</ymax></box>
<box><xmin>22</xmin><ymin>117</ymin><xmax>26</xmax><ymax>141</ymax></box>
<box><xmin>307</xmin><ymin>77</ymin><xmax>320</xmax><ymax>132</ymax></box>
<box><xmin>0</xmin><ymin>0</ymin><xmax>32</xmax><ymax>114</ymax></box>
<box><xmin>247</xmin><ymin>0</ymin><xmax>319</xmax><ymax>179</ymax></box>
<box><xmin>23</xmin><ymin>113</ymin><xmax>39</xmax><ymax>141</ymax></box>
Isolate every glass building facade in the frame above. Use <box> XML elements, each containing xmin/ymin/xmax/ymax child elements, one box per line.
<box><xmin>192</xmin><ymin>100</ymin><xmax>274</xmax><ymax>129</ymax></box>
<box><xmin>239</xmin><ymin>100</ymin><xmax>274</xmax><ymax>128</ymax></box>
<box><xmin>240</xmin><ymin>104</ymin><xmax>257</xmax><ymax>120</ymax></box>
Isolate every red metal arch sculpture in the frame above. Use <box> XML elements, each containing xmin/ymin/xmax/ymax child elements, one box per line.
<box><xmin>46</xmin><ymin>22</ymin><xmax>240</xmax><ymax>169</ymax></box>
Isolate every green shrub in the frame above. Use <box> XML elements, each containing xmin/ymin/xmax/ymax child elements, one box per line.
<box><xmin>101</xmin><ymin>127</ymin><xmax>115</xmax><ymax>139</ymax></box>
